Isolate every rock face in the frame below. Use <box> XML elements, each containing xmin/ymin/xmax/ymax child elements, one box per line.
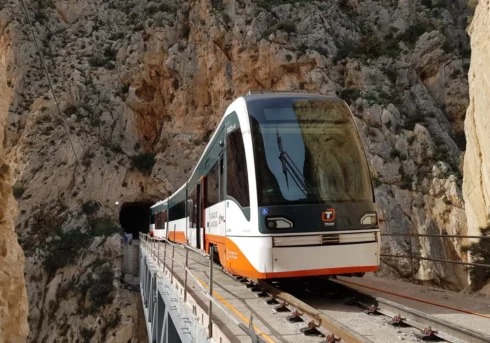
<box><xmin>0</xmin><ymin>162</ymin><xmax>29</xmax><ymax>343</ymax></box>
<box><xmin>0</xmin><ymin>7</ymin><xmax>29</xmax><ymax>341</ymax></box>
<box><xmin>1</xmin><ymin>0</ymin><xmax>476</xmax><ymax>341</ymax></box>
<box><xmin>463</xmin><ymin>1</ymin><xmax>490</xmax><ymax>238</ymax></box>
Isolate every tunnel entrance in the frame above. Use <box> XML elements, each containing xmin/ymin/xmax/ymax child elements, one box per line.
<box><xmin>119</xmin><ymin>202</ymin><xmax>153</xmax><ymax>240</ymax></box>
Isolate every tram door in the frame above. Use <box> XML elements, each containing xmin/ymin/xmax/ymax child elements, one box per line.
<box><xmin>188</xmin><ymin>183</ymin><xmax>203</xmax><ymax>250</ymax></box>
<box><xmin>196</xmin><ymin>183</ymin><xmax>202</xmax><ymax>249</ymax></box>
<box><xmin>217</xmin><ymin>153</ymin><xmax>226</xmax><ymax>237</ymax></box>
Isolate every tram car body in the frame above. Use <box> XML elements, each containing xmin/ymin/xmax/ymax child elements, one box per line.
<box><xmin>150</xmin><ymin>92</ymin><xmax>380</xmax><ymax>279</ymax></box>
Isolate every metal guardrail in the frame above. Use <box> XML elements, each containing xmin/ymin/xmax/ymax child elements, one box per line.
<box><xmin>138</xmin><ymin>233</ymin><xmax>263</xmax><ymax>343</ymax></box>
<box><xmin>381</xmin><ymin>229</ymin><xmax>490</xmax><ymax>284</ymax></box>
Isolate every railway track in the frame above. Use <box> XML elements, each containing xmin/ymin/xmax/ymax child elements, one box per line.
<box><xmin>249</xmin><ymin>276</ymin><xmax>490</xmax><ymax>343</ymax></box>
<box><xmin>150</xmin><ymin>240</ymin><xmax>489</xmax><ymax>343</ymax></box>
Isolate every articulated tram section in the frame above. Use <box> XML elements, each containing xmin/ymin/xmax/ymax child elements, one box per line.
<box><xmin>138</xmin><ymin>234</ymin><xmax>490</xmax><ymax>343</ymax></box>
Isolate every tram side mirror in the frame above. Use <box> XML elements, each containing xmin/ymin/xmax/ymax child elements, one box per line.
<box><xmin>219</xmin><ymin>139</ymin><xmax>224</xmax><ymax>147</ymax></box>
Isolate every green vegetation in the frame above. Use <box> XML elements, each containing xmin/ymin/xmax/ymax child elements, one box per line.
<box><xmin>403</xmin><ymin>112</ymin><xmax>425</xmax><ymax>131</ymax></box>
<box><xmin>88</xmin><ymin>265</ymin><xmax>115</xmax><ymax>311</ymax></box>
<box><xmin>64</xmin><ymin>104</ymin><xmax>78</xmax><ymax>116</ymax></box>
<box><xmin>397</xmin><ymin>24</ymin><xmax>428</xmax><ymax>46</ymax></box>
<box><xmin>89</xmin><ymin>47</ymin><xmax>117</xmax><ymax>69</ymax></box>
<box><xmin>43</xmin><ymin>217</ymin><xmax>121</xmax><ymax>276</ymax></box>
<box><xmin>81</xmin><ymin>328</ymin><xmax>95</xmax><ymax>343</ymax></box>
<box><xmin>263</xmin><ymin>20</ymin><xmax>296</xmax><ymax>37</ymax></box>
<box><xmin>339</xmin><ymin>88</ymin><xmax>361</xmax><ymax>104</ymax></box>
<box><xmin>360</xmin><ymin>33</ymin><xmax>383</xmax><ymax>57</ymax></box>
<box><xmin>461</xmin><ymin>226</ymin><xmax>490</xmax><ymax>290</ymax></box>
<box><xmin>101</xmin><ymin>311</ymin><xmax>122</xmax><ymax>339</ymax></box>
<box><xmin>255</xmin><ymin>0</ymin><xmax>314</xmax><ymax>11</ymax></box>
<box><xmin>13</xmin><ymin>184</ymin><xmax>25</xmax><ymax>199</ymax></box>
<box><xmin>131</xmin><ymin>152</ymin><xmax>156</xmax><ymax>175</ymax></box>
<box><xmin>82</xmin><ymin>150</ymin><xmax>95</xmax><ymax>167</ymax></box>
<box><xmin>451</xmin><ymin>131</ymin><xmax>466</xmax><ymax>151</ymax></box>
<box><xmin>88</xmin><ymin>217</ymin><xmax>122</xmax><ymax>237</ymax></box>
<box><xmin>43</xmin><ymin>230</ymin><xmax>93</xmax><ymax>276</ymax></box>
<box><xmin>468</xmin><ymin>0</ymin><xmax>479</xmax><ymax>9</ymax></box>
<box><xmin>82</xmin><ymin>200</ymin><xmax>100</xmax><ymax>216</ymax></box>
<box><xmin>398</xmin><ymin>165</ymin><xmax>413</xmax><ymax>190</ymax></box>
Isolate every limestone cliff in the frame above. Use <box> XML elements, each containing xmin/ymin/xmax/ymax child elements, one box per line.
<box><xmin>0</xmin><ymin>163</ymin><xmax>29</xmax><ymax>343</ymax></box>
<box><xmin>1</xmin><ymin>0</ymin><xmax>476</xmax><ymax>341</ymax></box>
<box><xmin>463</xmin><ymin>1</ymin><xmax>489</xmax><ymax>237</ymax></box>
<box><xmin>463</xmin><ymin>0</ymin><xmax>490</xmax><ymax>289</ymax></box>
<box><xmin>0</xmin><ymin>7</ymin><xmax>29</xmax><ymax>342</ymax></box>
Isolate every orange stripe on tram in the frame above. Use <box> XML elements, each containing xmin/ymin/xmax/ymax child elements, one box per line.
<box><xmin>168</xmin><ymin>231</ymin><xmax>187</xmax><ymax>244</ymax></box>
<box><xmin>224</xmin><ymin>237</ymin><xmax>378</xmax><ymax>279</ymax></box>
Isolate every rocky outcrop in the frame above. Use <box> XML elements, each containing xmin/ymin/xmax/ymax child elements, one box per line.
<box><xmin>0</xmin><ymin>7</ymin><xmax>29</xmax><ymax>342</ymax></box>
<box><xmin>0</xmin><ymin>161</ymin><xmax>29</xmax><ymax>343</ymax></box>
<box><xmin>2</xmin><ymin>0</ymin><xmax>475</xmax><ymax>340</ymax></box>
<box><xmin>463</xmin><ymin>0</ymin><xmax>490</xmax><ymax>291</ymax></box>
<box><xmin>463</xmin><ymin>0</ymin><xmax>490</xmax><ymax>238</ymax></box>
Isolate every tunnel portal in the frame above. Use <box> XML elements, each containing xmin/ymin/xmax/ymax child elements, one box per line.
<box><xmin>119</xmin><ymin>202</ymin><xmax>153</xmax><ymax>239</ymax></box>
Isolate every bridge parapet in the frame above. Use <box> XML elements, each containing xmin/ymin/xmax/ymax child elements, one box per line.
<box><xmin>139</xmin><ymin>234</ymin><xmax>263</xmax><ymax>343</ymax></box>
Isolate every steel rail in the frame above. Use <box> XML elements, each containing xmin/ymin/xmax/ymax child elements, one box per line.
<box><xmin>330</xmin><ymin>278</ymin><xmax>490</xmax><ymax>343</ymax></box>
<box><xmin>256</xmin><ymin>279</ymin><xmax>374</xmax><ymax>343</ymax></box>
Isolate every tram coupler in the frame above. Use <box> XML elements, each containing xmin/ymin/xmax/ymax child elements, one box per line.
<box><xmin>300</xmin><ymin>321</ymin><xmax>322</xmax><ymax>336</ymax></box>
<box><xmin>323</xmin><ymin>334</ymin><xmax>341</xmax><ymax>342</ymax></box>
<box><xmin>286</xmin><ymin>310</ymin><xmax>304</xmax><ymax>323</ymax></box>
<box><xmin>414</xmin><ymin>327</ymin><xmax>443</xmax><ymax>341</ymax></box>
<box><xmin>273</xmin><ymin>301</ymin><xmax>291</xmax><ymax>313</ymax></box>
<box><xmin>344</xmin><ymin>297</ymin><xmax>357</xmax><ymax>306</ymax></box>
<box><xmin>389</xmin><ymin>315</ymin><xmax>408</xmax><ymax>327</ymax></box>
<box><xmin>265</xmin><ymin>296</ymin><xmax>279</xmax><ymax>305</ymax></box>
<box><xmin>364</xmin><ymin>304</ymin><xmax>381</xmax><ymax>315</ymax></box>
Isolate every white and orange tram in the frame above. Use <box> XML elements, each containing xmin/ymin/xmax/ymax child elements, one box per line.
<box><xmin>150</xmin><ymin>91</ymin><xmax>380</xmax><ymax>280</ymax></box>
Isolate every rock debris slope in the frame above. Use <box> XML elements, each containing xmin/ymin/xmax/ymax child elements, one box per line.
<box><xmin>0</xmin><ymin>0</ymin><xmax>476</xmax><ymax>341</ymax></box>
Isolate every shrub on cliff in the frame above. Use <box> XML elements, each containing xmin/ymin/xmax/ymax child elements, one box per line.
<box><xmin>131</xmin><ymin>152</ymin><xmax>156</xmax><ymax>175</ymax></box>
<box><xmin>88</xmin><ymin>265</ymin><xmax>115</xmax><ymax>311</ymax></box>
<box><xmin>88</xmin><ymin>217</ymin><xmax>122</xmax><ymax>237</ymax></box>
<box><xmin>43</xmin><ymin>230</ymin><xmax>92</xmax><ymax>276</ymax></box>
<box><xmin>461</xmin><ymin>226</ymin><xmax>490</xmax><ymax>291</ymax></box>
<box><xmin>12</xmin><ymin>184</ymin><xmax>25</xmax><ymax>199</ymax></box>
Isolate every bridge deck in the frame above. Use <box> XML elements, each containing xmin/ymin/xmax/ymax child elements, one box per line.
<box><xmin>142</xmin><ymin>240</ymin><xmax>328</xmax><ymax>343</ymax></box>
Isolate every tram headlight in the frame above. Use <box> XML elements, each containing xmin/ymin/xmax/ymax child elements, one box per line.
<box><xmin>360</xmin><ymin>212</ymin><xmax>378</xmax><ymax>226</ymax></box>
<box><xmin>266</xmin><ymin>217</ymin><xmax>294</xmax><ymax>229</ymax></box>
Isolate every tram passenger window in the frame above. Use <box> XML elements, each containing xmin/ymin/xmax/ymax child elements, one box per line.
<box><xmin>226</xmin><ymin>130</ymin><xmax>250</xmax><ymax>207</ymax></box>
<box><xmin>206</xmin><ymin>162</ymin><xmax>219</xmax><ymax>207</ymax></box>
<box><xmin>219</xmin><ymin>154</ymin><xmax>225</xmax><ymax>201</ymax></box>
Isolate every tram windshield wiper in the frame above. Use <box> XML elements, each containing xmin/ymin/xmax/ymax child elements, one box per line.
<box><xmin>276</xmin><ymin>127</ymin><xmax>290</xmax><ymax>189</ymax></box>
<box><xmin>275</xmin><ymin>127</ymin><xmax>320</xmax><ymax>203</ymax></box>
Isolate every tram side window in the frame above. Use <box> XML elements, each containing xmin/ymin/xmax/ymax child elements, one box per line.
<box><xmin>226</xmin><ymin>130</ymin><xmax>250</xmax><ymax>207</ymax></box>
<box><xmin>154</xmin><ymin>213</ymin><xmax>159</xmax><ymax>229</ymax></box>
<box><xmin>220</xmin><ymin>154</ymin><xmax>225</xmax><ymax>201</ymax></box>
<box><xmin>161</xmin><ymin>210</ymin><xmax>167</xmax><ymax>229</ymax></box>
<box><xmin>187</xmin><ymin>188</ymin><xmax>195</xmax><ymax>223</ymax></box>
<box><xmin>206</xmin><ymin>162</ymin><xmax>219</xmax><ymax>207</ymax></box>
<box><xmin>169</xmin><ymin>201</ymin><xmax>186</xmax><ymax>221</ymax></box>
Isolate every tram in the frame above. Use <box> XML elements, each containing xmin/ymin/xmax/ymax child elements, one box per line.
<box><xmin>150</xmin><ymin>91</ymin><xmax>380</xmax><ymax>279</ymax></box>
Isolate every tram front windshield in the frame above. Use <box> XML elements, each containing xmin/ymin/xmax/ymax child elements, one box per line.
<box><xmin>247</xmin><ymin>97</ymin><xmax>373</xmax><ymax>206</ymax></box>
